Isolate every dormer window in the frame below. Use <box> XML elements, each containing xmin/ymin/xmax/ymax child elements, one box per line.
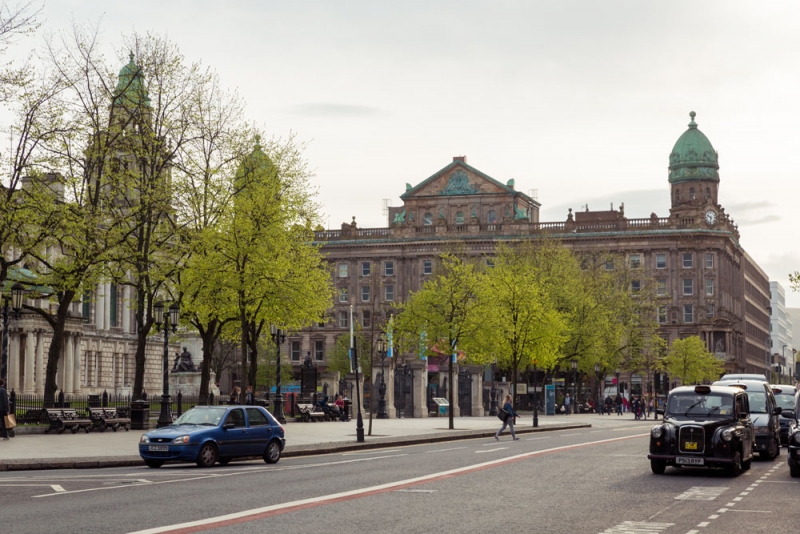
<box><xmin>689</xmin><ymin>187</ymin><xmax>696</xmax><ymax>200</ymax></box>
<box><xmin>455</xmin><ymin>212</ymin><xmax>464</xmax><ymax>224</ymax></box>
<box><xmin>487</xmin><ymin>210</ymin><xmax>497</xmax><ymax>224</ymax></box>
<box><xmin>423</xmin><ymin>212</ymin><xmax>433</xmax><ymax>226</ymax></box>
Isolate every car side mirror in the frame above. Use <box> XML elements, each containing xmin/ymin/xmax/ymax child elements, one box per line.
<box><xmin>656</xmin><ymin>409</ymin><xmax>664</xmax><ymax>416</ymax></box>
<box><xmin>781</xmin><ymin>409</ymin><xmax>795</xmax><ymax>419</ymax></box>
<box><xmin>223</xmin><ymin>422</ymin><xmax>235</xmax><ymax>430</ymax></box>
<box><xmin>774</xmin><ymin>406</ymin><xmax>783</xmax><ymax>416</ymax></box>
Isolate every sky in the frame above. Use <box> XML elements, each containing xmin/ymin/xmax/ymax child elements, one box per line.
<box><xmin>6</xmin><ymin>1</ymin><xmax>800</xmax><ymax>305</ymax></box>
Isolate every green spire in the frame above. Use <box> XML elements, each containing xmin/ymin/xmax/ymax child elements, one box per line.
<box><xmin>668</xmin><ymin>111</ymin><xmax>719</xmax><ymax>184</ymax></box>
<box><xmin>113</xmin><ymin>52</ymin><xmax>150</xmax><ymax>108</ymax></box>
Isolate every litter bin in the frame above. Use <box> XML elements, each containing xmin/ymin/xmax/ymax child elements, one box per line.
<box><xmin>87</xmin><ymin>394</ymin><xmax>101</xmax><ymax>408</ymax></box>
<box><xmin>130</xmin><ymin>400</ymin><xmax>151</xmax><ymax>430</ymax></box>
<box><xmin>343</xmin><ymin>399</ymin><xmax>352</xmax><ymax>421</ymax></box>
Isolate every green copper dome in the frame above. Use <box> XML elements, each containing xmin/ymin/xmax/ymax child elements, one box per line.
<box><xmin>235</xmin><ymin>135</ymin><xmax>274</xmax><ymax>187</ymax></box>
<box><xmin>668</xmin><ymin>111</ymin><xmax>719</xmax><ymax>184</ymax></box>
<box><xmin>113</xmin><ymin>52</ymin><xmax>150</xmax><ymax>108</ymax></box>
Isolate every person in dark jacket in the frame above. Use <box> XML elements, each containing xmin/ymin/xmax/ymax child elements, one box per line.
<box><xmin>0</xmin><ymin>378</ymin><xmax>9</xmax><ymax>440</ymax></box>
<box><xmin>244</xmin><ymin>385</ymin><xmax>254</xmax><ymax>405</ymax></box>
<box><xmin>494</xmin><ymin>394</ymin><xmax>519</xmax><ymax>441</ymax></box>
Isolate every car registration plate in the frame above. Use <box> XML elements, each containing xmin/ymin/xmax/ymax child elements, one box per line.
<box><xmin>148</xmin><ymin>445</ymin><xmax>169</xmax><ymax>452</ymax></box>
<box><xmin>676</xmin><ymin>456</ymin><xmax>704</xmax><ymax>465</ymax></box>
<box><xmin>684</xmin><ymin>441</ymin><xmax>698</xmax><ymax>450</ymax></box>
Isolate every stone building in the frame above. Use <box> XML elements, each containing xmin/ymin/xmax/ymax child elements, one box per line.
<box><xmin>291</xmin><ymin>112</ymin><xmax>771</xmax><ymax>413</ymax></box>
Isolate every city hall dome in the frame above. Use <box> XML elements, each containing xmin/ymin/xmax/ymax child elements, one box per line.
<box><xmin>668</xmin><ymin>111</ymin><xmax>719</xmax><ymax>184</ymax></box>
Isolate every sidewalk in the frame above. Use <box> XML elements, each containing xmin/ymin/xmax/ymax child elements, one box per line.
<box><xmin>0</xmin><ymin>412</ymin><xmax>647</xmax><ymax>471</ymax></box>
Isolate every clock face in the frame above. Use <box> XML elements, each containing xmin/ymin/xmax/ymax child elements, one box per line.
<box><xmin>705</xmin><ymin>210</ymin><xmax>717</xmax><ymax>225</ymax></box>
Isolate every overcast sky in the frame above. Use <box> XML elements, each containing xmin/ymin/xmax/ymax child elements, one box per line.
<box><xmin>9</xmin><ymin>1</ymin><xmax>800</xmax><ymax>306</ymax></box>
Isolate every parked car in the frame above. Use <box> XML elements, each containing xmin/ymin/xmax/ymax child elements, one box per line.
<box><xmin>771</xmin><ymin>385</ymin><xmax>797</xmax><ymax>445</ymax></box>
<box><xmin>648</xmin><ymin>384</ymin><xmax>754</xmax><ymax>476</ymax></box>
<box><xmin>712</xmin><ymin>379</ymin><xmax>781</xmax><ymax>460</ymax></box>
<box><xmin>139</xmin><ymin>405</ymin><xmax>285</xmax><ymax>468</ymax></box>
<box><xmin>785</xmin><ymin>390</ymin><xmax>800</xmax><ymax>477</ymax></box>
<box><xmin>717</xmin><ymin>374</ymin><xmax>768</xmax><ymax>383</ymax></box>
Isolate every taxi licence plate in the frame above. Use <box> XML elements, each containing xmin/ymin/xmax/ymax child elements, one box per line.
<box><xmin>684</xmin><ymin>441</ymin><xmax>698</xmax><ymax>450</ymax></box>
<box><xmin>149</xmin><ymin>445</ymin><xmax>169</xmax><ymax>452</ymax></box>
<box><xmin>676</xmin><ymin>456</ymin><xmax>704</xmax><ymax>465</ymax></box>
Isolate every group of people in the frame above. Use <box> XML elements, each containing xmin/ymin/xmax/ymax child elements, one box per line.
<box><xmin>228</xmin><ymin>385</ymin><xmax>255</xmax><ymax>405</ymax></box>
<box><xmin>595</xmin><ymin>393</ymin><xmax>654</xmax><ymax>418</ymax></box>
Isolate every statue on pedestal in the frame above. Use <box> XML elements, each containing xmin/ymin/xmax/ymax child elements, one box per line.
<box><xmin>171</xmin><ymin>347</ymin><xmax>195</xmax><ymax>372</ymax></box>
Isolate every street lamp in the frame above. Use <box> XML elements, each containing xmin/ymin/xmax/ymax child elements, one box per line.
<box><xmin>376</xmin><ymin>334</ymin><xmax>388</xmax><ymax>419</ymax></box>
<box><xmin>532</xmin><ymin>360</ymin><xmax>538</xmax><ymax>427</ymax></box>
<box><xmin>1</xmin><ymin>283</ymin><xmax>25</xmax><ymax>382</ymax></box>
<box><xmin>270</xmin><ymin>324</ymin><xmax>287</xmax><ymax>424</ymax></box>
<box><xmin>489</xmin><ymin>358</ymin><xmax>498</xmax><ymax>416</ymax></box>
<box><xmin>154</xmin><ymin>301</ymin><xmax>179</xmax><ymax>428</ymax></box>
<box><xmin>594</xmin><ymin>363</ymin><xmax>601</xmax><ymax>413</ymax></box>
<box><xmin>615</xmin><ymin>367</ymin><xmax>621</xmax><ymax>397</ymax></box>
<box><xmin>570</xmin><ymin>359</ymin><xmax>577</xmax><ymax>414</ymax></box>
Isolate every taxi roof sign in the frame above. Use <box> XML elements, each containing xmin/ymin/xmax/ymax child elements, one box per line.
<box><xmin>726</xmin><ymin>383</ymin><xmax>747</xmax><ymax>390</ymax></box>
<box><xmin>694</xmin><ymin>385</ymin><xmax>711</xmax><ymax>394</ymax></box>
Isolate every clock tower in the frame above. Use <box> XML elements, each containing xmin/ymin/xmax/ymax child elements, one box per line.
<box><xmin>668</xmin><ymin>112</ymin><xmax>722</xmax><ymax>228</ymax></box>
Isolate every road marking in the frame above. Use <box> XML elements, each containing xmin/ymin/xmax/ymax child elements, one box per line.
<box><xmin>525</xmin><ymin>437</ymin><xmax>551</xmax><ymax>441</ymax></box>
<box><xmin>425</xmin><ymin>447</ymin><xmax>466</xmax><ymax>453</ymax></box>
<box><xmin>601</xmin><ymin>521</ymin><xmax>674</xmax><ymax>533</ymax></box>
<box><xmin>476</xmin><ymin>448</ymin><xmax>508</xmax><ymax>453</ymax></box>
<box><xmin>561</xmin><ymin>433</ymin><xmax>581</xmax><ymax>437</ymax></box>
<box><xmin>686</xmin><ymin>530</ymin><xmax>699</xmax><ymax>534</ymax></box>
<box><xmin>726</xmin><ymin>509</ymin><xmax>772</xmax><ymax>513</ymax></box>
<box><xmin>126</xmin><ymin>433</ymin><xmax>648</xmax><ymax>534</ymax></box>
<box><xmin>51</xmin><ymin>485</ymin><xmax>65</xmax><ymax>493</ymax></box>
<box><xmin>697</xmin><ymin>522</ymin><xmax>709</xmax><ymax>527</ymax></box>
<box><xmin>675</xmin><ymin>487</ymin><xmax>728</xmax><ymax>501</ymax></box>
<box><xmin>395</xmin><ymin>489</ymin><xmax>437</xmax><ymax>493</ymax></box>
<box><xmin>708</xmin><ymin>515</ymin><xmax>719</xmax><ymax>520</ymax></box>
<box><xmin>342</xmin><ymin>449</ymin><xmax>400</xmax><ymax>455</ymax></box>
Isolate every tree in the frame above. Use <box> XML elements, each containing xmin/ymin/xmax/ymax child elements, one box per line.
<box><xmin>663</xmin><ymin>336</ymin><xmax>723</xmax><ymax>385</ymax></box>
<box><xmin>394</xmin><ymin>251</ymin><xmax>484</xmax><ymax>429</ymax></box>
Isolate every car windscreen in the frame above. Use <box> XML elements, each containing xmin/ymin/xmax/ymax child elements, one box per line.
<box><xmin>746</xmin><ymin>391</ymin><xmax>767</xmax><ymax>413</ymax></box>
<box><xmin>174</xmin><ymin>407</ymin><xmax>227</xmax><ymax>426</ymax></box>
<box><xmin>774</xmin><ymin>393</ymin><xmax>794</xmax><ymax>411</ymax></box>
<box><xmin>666</xmin><ymin>392</ymin><xmax>734</xmax><ymax>417</ymax></box>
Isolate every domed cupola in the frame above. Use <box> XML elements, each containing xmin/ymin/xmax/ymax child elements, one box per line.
<box><xmin>668</xmin><ymin>111</ymin><xmax>719</xmax><ymax>184</ymax></box>
<box><xmin>234</xmin><ymin>135</ymin><xmax>274</xmax><ymax>189</ymax></box>
<box><xmin>113</xmin><ymin>52</ymin><xmax>150</xmax><ymax>108</ymax></box>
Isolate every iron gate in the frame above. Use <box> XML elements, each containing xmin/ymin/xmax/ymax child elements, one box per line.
<box><xmin>458</xmin><ymin>370</ymin><xmax>473</xmax><ymax>416</ymax></box>
<box><xmin>393</xmin><ymin>365</ymin><xmax>415</xmax><ymax>417</ymax></box>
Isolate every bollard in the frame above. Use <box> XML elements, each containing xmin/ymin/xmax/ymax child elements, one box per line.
<box><xmin>177</xmin><ymin>390</ymin><xmax>183</xmax><ymax>417</ymax></box>
<box><xmin>209</xmin><ymin>391</ymin><xmax>214</xmax><ymax>406</ymax></box>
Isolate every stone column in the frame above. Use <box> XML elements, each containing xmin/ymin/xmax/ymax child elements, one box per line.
<box><xmin>468</xmin><ymin>365</ymin><xmax>483</xmax><ymax>417</ymax></box>
<box><xmin>64</xmin><ymin>334</ymin><xmax>74</xmax><ymax>395</ymax></box>
<box><xmin>24</xmin><ymin>331</ymin><xmax>35</xmax><ymax>393</ymax></box>
<box><xmin>103</xmin><ymin>283</ymin><xmax>111</xmax><ymax>330</ymax></box>
<box><xmin>122</xmin><ymin>285</ymin><xmax>130</xmax><ymax>333</ymax></box>
<box><xmin>95</xmin><ymin>283</ymin><xmax>105</xmax><ymax>330</ymax></box>
<box><xmin>72</xmin><ymin>335</ymin><xmax>82</xmax><ymax>393</ymax></box>
<box><xmin>452</xmin><ymin>363</ymin><xmax>460</xmax><ymax>417</ymax></box>
<box><xmin>409</xmin><ymin>359</ymin><xmax>428</xmax><ymax>418</ymax></box>
<box><xmin>35</xmin><ymin>330</ymin><xmax>44</xmax><ymax>394</ymax></box>
<box><xmin>8</xmin><ymin>332</ymin><xmax>19</xmax><ymax>390</ymax></box>
<box><xmin>386</xmin><ymin>365</ymin><xmax>397</xmax><ymax>418</ymax></box>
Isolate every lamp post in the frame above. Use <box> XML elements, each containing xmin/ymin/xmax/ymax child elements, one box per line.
<box><xmin>532</xmin><ymin>360</ymin><xmax>538</xmax><ymax>427</ymax></box>
<box><xmin>270</xmin><ymin>325</ymin><xmax>287</xmax><ymax>424</ymax></box>
<box><xmin>489</xmin><ymin>359</ymin><xmax>498</xmax><ymax>416</ymax></box>
<box><xmin>594</xmin><ymin>363</ymin><xmax>601</xmax><ymax>413</ymax></box>
<box><xmin>570</xmin><ymin>359</ymin><xmax>577</xmax><ymax>414</ymax></box>
<box><xmin>615</xmin><ymin>368</ymin><xmax>621</xmax><ymax>397</ymax></box>
<box><xmin>376</xmin><ymin>334</ymin><xmax>388</xmax><ymax>419</ymax></box>
<box><xmin>1</xmin><ymin>283</ymin><xmax>25</xmax><ymax>382</ymax></box>
<box><xmin>781</xmin><ymin>345</ymin><xmax>788</xmax><ymax>384</ymax></box>
<box><xmin>154</xmin><ymin>301</ymin><xmax>179</xmax><ymax>428</ymax></box>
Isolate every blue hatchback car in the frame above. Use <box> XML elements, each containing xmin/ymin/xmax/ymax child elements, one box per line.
<box><xmin>139</xmin><ymin>405</ymin><xmax>285</xmax><ymax>468</ymax></box>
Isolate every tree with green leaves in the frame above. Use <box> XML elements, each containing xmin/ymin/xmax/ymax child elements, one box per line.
<box><xmin>663</xmin><ymin>336</ymin><xmax>723</xmax><ymax>385</ymax></box>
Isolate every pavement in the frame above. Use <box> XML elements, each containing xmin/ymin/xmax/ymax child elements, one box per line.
<box><xmin>0</xmin><ymin>411</ymin><xmax>651</xmax><ymax>471</ymax></box>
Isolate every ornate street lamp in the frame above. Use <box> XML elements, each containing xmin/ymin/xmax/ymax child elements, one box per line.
<box><xmin>594</xmin><ymin>363</ymin><xmax>601</xmax><ymax>413</ymax></box>
<box><xmin>570</xmin><ymin>359</ymin><xmax>577</xmax><ymax>414</ymax></box>
<box><xmin>270</xmin><ymin>324</ymin><xmax>287</xmax><ymax>424</ymax></box>
<box><xmin>615</xmin><ymin>367</ymin><xmax>621</xmax><ymax>397</ymax></box>
<box><xmin>1</xmin><ymin>283</ymin><xmax>25</xmax><ymax>382</ymax></box>
<box><xmin>532</xmin><ymin>359</ymin><xmax>539</xmax><ymax>427</ymax></box>
<box><xmin>154</xmin><ymin>301</ymin><xmax>180</xmax><ymax>428</ymax></box>
<box><xmin>376</xmin><ymin>334</ymin><xmax>388</xmax><ymax>419</ymax></box>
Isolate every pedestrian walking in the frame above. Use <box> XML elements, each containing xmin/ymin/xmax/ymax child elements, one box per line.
<box><xmin>615</xmin><ymin>393</ymin><xmax>623</xmax><ymax>416</ymax></box>
<box><xmin>229</xmin><ymin>386</ymin><xmax>241</xmax><ymax>405</ymax></box>
<box><xmin>244</xmin><ymin>385</ymin><xmax>254</xmax><ymax>405</ymax></box>
<box><xmin>495</xmin><ymin>394</ymin><xmax>519</xmax><ymax>441</ymax></box>
<box><xmin>647</xmin><ymin>398</ymin><xmax>654</xmax><ymax>418</ymax></box>
<box><xmin>564</xmin><ymin>393</ymin><xmax>571</xmax><ymax>415</ymax></box>
<box><xmin>605</xmin><ymin>395</ymin><xmax>613</xmax><ymax>415</ymax></box>
<box><xmin>633</xmin><ymin>396</ymin><xmax>640</xmax><ymax>420</ymax></box>
<box><xmin>0</xmin><ymin>378</ymin><xmax>9</xmax><ymax>441</ymax></box>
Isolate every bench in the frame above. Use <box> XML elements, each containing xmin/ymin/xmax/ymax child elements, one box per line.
<box><xmin>43</xmin><ymin>408</ymin><xmax>92</xmax><ymax>434</ymax></box>
<box><xmin>296</xmin><ymin>403</ymin><xmax>328</xmax><ymax>422</ymax></box>
<box><xmin>17</xmin><ymin>408</ymin><xmax>45</xmax><ymax>425</ymax></box>
<box><xmin>88</xmin><ymin>407</ymin><xmax>131</xmax><ymax>432</ymax></box>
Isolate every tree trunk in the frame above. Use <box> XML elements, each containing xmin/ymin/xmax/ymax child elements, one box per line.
<box><xmin>133</xmin><ymin>327</ymin><xmax>150</xmax><ymax>401</ymax></box>
<box><xmin>43</xmin><ymin>290</ymin><xmax>75</xmax><ymax>407</ymax></box>
<box><xmin>198</xmin><ymin>319</ymin><xmax>219</xmax><ymax>403</ymax></box>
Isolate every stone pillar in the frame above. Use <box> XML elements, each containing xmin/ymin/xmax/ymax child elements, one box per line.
<box><xmin>64</xmin><ymin>334</ymin><xmax>74</xmax><ymax>395</ymax></box>
<box><xmin>103</xmin><ymin>283</ymin><xmax>111</xmax><ymax>330</ymax></box>
<box><xmin>24</xmin><ymin>331</ymin><xmax>35</xmax><ymax>393</ymax></box>
<box><xmin>35</xmin><ymin>330</ymin><xmax>44</xmax><ymax>394</ymax></box>
<box><xmin>8</xmin><ymin>332</ymin><xmax>19</xmax><ymax>390</ymax></box>
<box><xmin>452</xmin><ymin>363</ymin><xmax>460</xmax><ymax>417</ymax></box>
<box><xmin>386</xmin><ymin>365</ymin><xmax>396</xmax><ymax>418</ymax></box>
<box><xmin>95</xmin><ymin>283</ymin><xmax>105</xmax><ymax>330</ymax></box>
<box><xmin>72</xmin><ymin>335</ymin><xmax>82</xmax><ymax>393</ymax></box>
<box><xmin>122</xmin><ymin>285</ymin><xmax>130</xmax><ymax>333</ymax></box>
<box><xmin>409</xmin><ymin>359</ymin><xmax>428</xmax><ymax>418</ymax></box>
<box><xmin>467</xmin><ymin>365</ymin><xmax>483</xmax><ymax>417</ymax></box>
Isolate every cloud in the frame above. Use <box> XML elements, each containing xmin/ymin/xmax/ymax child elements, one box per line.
<box><xmin>723</xmin><ymin>200</ymin><xmax>780</xmax><ymax>225</ymax></box>
<box><xmin>290</xmin><ymin>103</ymin><xmax>382</xmax><ymax>117</ymax></box>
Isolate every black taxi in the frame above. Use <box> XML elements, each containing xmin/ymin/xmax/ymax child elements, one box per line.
<box><xmin>648</xmin><ymin>385</ymin><xmax>754</xmax><ymax>476</ymax></box>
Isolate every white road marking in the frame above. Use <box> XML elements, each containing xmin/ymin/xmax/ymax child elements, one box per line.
<box><xmin>697</xmin><ymin>522</ymin><xmax>709</xmax><ymax>527</ymax></box>
<box><xmin>51</xmin><ymin>485</ymin><xmax>66</xmax><ymax>493</ymax></box>
<box><xmin>476</xmin><ymin>448</ymin><xmax>508</xmax><ymax>453</ymax></box>
<box><xmin>601</xmin><ymin>521</ymin><xmax>674</xmax><ymax>533</ymax></box>
<box><xmin>708</xmin><ymin>515</ymin><xmax>719</xmax><ymax>520</ymax></box>
<box><xmin>342</xmin><ymin>449</ymin><xmax>400</xmax><ymax>455</ymax></box>
<box><xmin>396</xmin><ymin>489</ymin><xmax>437</xmax><ymax>493</ymax></box>
<box><xmin>425</xmin><ymin>447</ymin><xmax>466</xmax><ymax>453</ymax></box>
<box><xmin>686</xmin><ymin>530</ymin><xmax>699</xmax><ymax>534</ymax></box>
<box><xmin>526</xmin><ymin>437</ymin><xmax>551</xmax><ymax>441</ymax></box>
<box><xmin>561</xmin><ymin>433</ymin><xmax>581</xmax><ymax>437</ymax></box>
<box><xmin>726</xmin><ymin>509</ymin><xmax>772</xmax><ymax>513</ymax></box>
<box><xmin>675</xmin><ymin>487</ymin><xmax>728</xmax><ymax>501</ymax></box>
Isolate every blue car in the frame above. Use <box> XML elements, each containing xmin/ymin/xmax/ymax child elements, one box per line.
<box><xmin>139</xmin><ymin>405</ymin><xmax>285</xmax><ymax>468</ymax></box>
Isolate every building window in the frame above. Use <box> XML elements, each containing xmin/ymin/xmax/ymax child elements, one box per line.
<box><xmin>656</xmin><ymin>280</ymin><xmax>667</xmax><ymax>297</ymax></box>
<box><xmin>629</xmin><ymin>254</ymin><xmax>641</xmax><ymax>269</ymax></box>
<box><xmin>423</xmin><ymin>212</ymin><xmax>433</xmax><ymax>226</ymax></box>
<box><xmin>318</xmin><ymin>318</ymin><xmax>326</xmax><ymax>328</ymax></box>
<box><xmin>385</xmin><ymin>285</ymin><xmax>394</xmax><ymax>302</ymax></box>
<box><xmin>682</xmin><ymin>253</ymin><xmax>693</xmax><ymax>268</ymax></box>
<box><xmin>683</xmin><ymin>279</ymin><xmax>694</xmax><ymax>296</ymax></box>
<box><xmin>657</xmin><ymin>306</ymin><xmax>667</xmax><ymax>324</ymax></box>
<box><xmin>361</xmin><ymin>262</ymin><xmax>371</xmax><ymax>276</ymax></box>
<box><xmin>683</xmin><ymin>304</ymin><xmax>694</xmax><ymax>323</ymax></box>
<box><xmin>361</xmin><ymin>286</ymin><xmax>370</xmax><ymax>302</ymax></box>
<box><xmin>82</xmin><ymin>291</ymin><xmax>92</xmax><ymax>323</ymax></box>
<box><xmin>338</xmin><ymin>263</ymin><xmax>349</xmax><ymax>278</ymax></box>
<box><xmin>362</xmin><ymin>310</ymin><xmax>371</xmax><ymax>328</ymax></box>
<box><xmin>631</xmin><ymin>280</ymin><xmax>641</xmax><ymax>293</ymax></box>
<box><xmin>655</xmin><ymin>253</ymin><xmax>667</xmax><ymax>269</ymax></box>
<box><xmin>705</xmin><ymin>253</ymin><xmax>714</xmax><ymax>269</ymax></box>
<box><xmin>423</xmin><ymin>260</ymin><xmax>432</xmax><ymax>275</ymax></box>
<box><xmin>110</xmin><ymin>284</ymin><xmax>118</xmax><ymax>327</ymax></box>
<box><xmin>338</xmin><ymin>311</ymin><xmax>349</xmax><ymax>328</ymax></box>
<box><xmin>290</xmin><ymin>341</ymin><xmax>301</xmax><ymax>362</ymax></box>
<box><xmin>486</xmin><ymin>258</ymin><xmax>495</xmax><ymax>268</ymax></box>
<box><xmin>705</xmin><ymin>278</ymin><xmax>714</xmax><ymax>296</ymax></box>
<box><xmin>689</xmin><ymin>187</ymin><xmax>696</xmax><ymax>200</ymax></box>
<box><xmin>605</xmin><ymin>259</ymin><xmax>614</xmax><ymax>270</ymax></box>
<box><xmin>338</xmin><ymin>288</ymin><xmax>348</xmax><ymax>303</ymax></box>
<box><xmin>314</xmin><ymin>340</ymin><xmax>324</xmax><ymax>361</ymax></box>
<box><xmin>487</xmin><ymin>210</ymin><xmax>497</xmax><ymax>223</ymax></box>
<box><xmin>384</xmin><ymin>261</ymin><xmax>394</xmax><ymax>276</ymax></box>
<box><xmin>706</xmin><ymin>304</ymin><xmax>715</xmax><ymax>319</ymax></box>
<box><xmin>455</xmin><ymin>211</ymin><xmax>464</xmax><ymax>224</ymax></box>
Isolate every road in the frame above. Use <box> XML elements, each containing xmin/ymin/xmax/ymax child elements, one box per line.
<box><xmin>1</xmin><ymin>418</ymin><xmax>796</xmax><ymax>533</ymax></box>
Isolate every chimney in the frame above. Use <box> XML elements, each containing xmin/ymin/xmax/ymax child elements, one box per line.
<box><xmin>453</xmin><ymin>155</ymin><xmax>466</xmax><ymax>163</ymax></box>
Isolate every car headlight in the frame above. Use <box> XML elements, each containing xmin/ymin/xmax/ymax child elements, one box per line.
<box><xmin>755</xmin><ymin>426</ymin><xmax>771</xmax><ymax>435</ymax></box>
<box><xmin>721</xmin><ymin>429</ymin><xmax>733</xmax><ymax>442</ymax></box>
<box><xmin>140</xmin><ymin>434</ymin><xmax>150</xmax><ymax>444</ymax></box>
<box><xmin>651</xmin><ymin>425</ymin><xmax>663</xmax><ymax>438</ymax></box>
<box><xmin>172</xmin><ymin>435</ymin><xmax>190</xmax><ymax>444</ymax></box>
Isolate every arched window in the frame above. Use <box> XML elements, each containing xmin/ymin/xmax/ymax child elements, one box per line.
<box><xmin>689</xmin><ymin>187</ymin><xmax>695</xmax><ymax>200</ymax></box>
<box><xmin>487</xmin><ymin>210</ymin><xmax>497</xmax><ymax>224</ymax></box>
<box><xmin>705</xmin><ymin>187</ymin><xmax>711</xmax><ymax>199</ymax></box>
<box><xmin>423</xmin><ymin>212</ymin><xmax>433</xmax><ymax>226</ymax></box>
<box><xmin>455</xmin><ymin>211</ymin><xmax>464</xmax><ymax>224</ymax></box>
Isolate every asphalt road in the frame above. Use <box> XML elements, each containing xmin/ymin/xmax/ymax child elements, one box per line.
<box><xmin>1</xmin><ymin>420</ymin><xmax>796</xmax><ymax>534</ymax></box>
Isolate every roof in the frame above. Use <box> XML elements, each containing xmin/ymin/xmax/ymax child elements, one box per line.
<box><xmin>668</xmin><ymin>111</ymin><xmax>719</xmax><ymax>184</ymax></box>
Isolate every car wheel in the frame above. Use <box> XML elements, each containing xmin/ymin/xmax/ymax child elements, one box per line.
<box><xmin>218</xmin><ymin>457</ymin><xmax>231</xmax><ymax>466</ymax></box>
<box><xmin>742</xmin><ymin>458</ymin><xmax>752</xmax><ymax>471</ymax></box>
<box><xmin>766</xmin><ymin>439</ymin><xmax>779</xmax><ymax>461</ymax></box>
<box><xmin>196</xmin><ymin>443</ymin><xmax>218</xmax><ymax>468</ymax></box>
<box><xmin>263</xmin><ymin>440</ymin><xmax>281</xmax><ymax>464</ymax></box>
<box><xmin>728</xmin><ymin>451</ymin><xmax>742</xmax><ymax>476</ymax></box>
<box><xmin>650</xmin><ymin>460</ymin><xmax>666</xmax><ymax>475</ymax></box>
<box><xmin>145</xmin><ymin>459</ymin><xmax>164</xmax><ymax>469</ymax></box>
<box><xmin>790</xmin><ymin>463</ymin><xmax>800</xmax><ymax>478</ymax></box>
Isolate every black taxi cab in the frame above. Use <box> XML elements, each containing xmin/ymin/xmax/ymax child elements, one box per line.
<box><xmin>648</xmin><ymin>385</ymin><xmax>754</xmax><ymax>476</ymax></box>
